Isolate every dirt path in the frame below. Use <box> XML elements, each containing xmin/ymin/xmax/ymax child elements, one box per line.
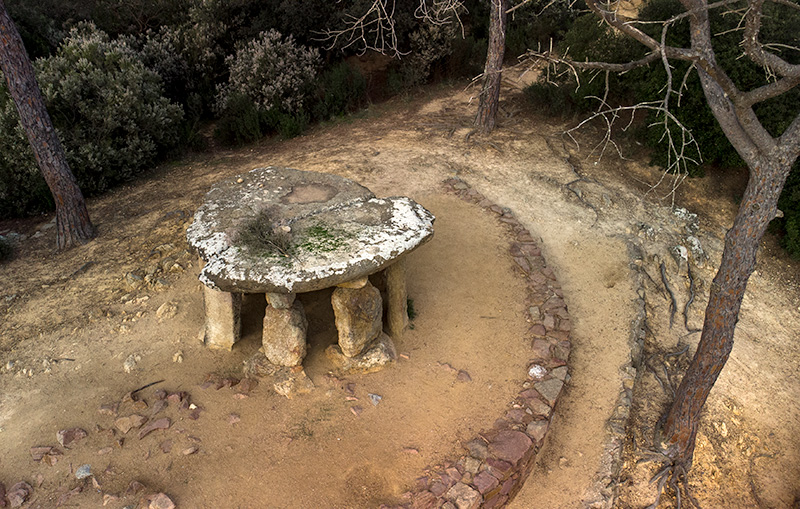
<box><xmin>1</xmin><ymin>81</ymin><xmax>798</xmax><ymax>508</ymax></box>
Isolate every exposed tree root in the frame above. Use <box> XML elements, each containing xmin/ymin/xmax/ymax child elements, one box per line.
<box><xmin>660</xmin><ymin>262</ymin><xmax>677</xmax><ymax>328</ymax></box>
<box><xmin>683</xmin><ymin>264</ymin><xmax>701</xmax><ymax>333</ymax></box>
<box><xmin>645</xmin><ymin>459</ymin><xmax>701</xmax><ymax>509</ymax></box>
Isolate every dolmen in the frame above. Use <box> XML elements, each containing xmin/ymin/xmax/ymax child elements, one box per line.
<box><xmin>187</xmin><ymin>167</ymin><xmax>434</xmax><ymax>396</ymax></box>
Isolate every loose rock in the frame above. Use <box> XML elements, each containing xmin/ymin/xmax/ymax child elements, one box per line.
<box><xmin>57</xmin><ymin>428</ymin><xmax>88</xmax><ymax>448</ymax></box>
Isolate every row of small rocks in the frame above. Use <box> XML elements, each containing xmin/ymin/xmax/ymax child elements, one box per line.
<box><xmin>381</xmin><ymin>178</ymin><xmax>573</xmax><ymax>509</ymax></box>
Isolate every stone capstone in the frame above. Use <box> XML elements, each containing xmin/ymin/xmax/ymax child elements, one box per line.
<box><xmin>262</xmin><ymin>301</ymin><xmax>307</xmax><ymax>367</ymax></box>
<box><xmin>332</xmin><ymin>282</ymin><xmax>383</xmax><ymax>357</ymax></box>
<box><xmin>187</xmin><ymin>167</ymin><xmax>434</xmax><ymax>294</ymax></box>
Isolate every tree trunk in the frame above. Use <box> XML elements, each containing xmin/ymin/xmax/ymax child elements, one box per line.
<box><xmin>0</xmin><ymin>0</ymin><xmax>95</xmax><ymax>250</ymax></box>
<box><xmin>662</xmin><ymin>158</ymin><xmax>792</xmax><ymax>464</ymax></box>
<box><xmin>475</xmin><ymin>0</ymin><xmax>507</xmax><ymax>132</ymax></box>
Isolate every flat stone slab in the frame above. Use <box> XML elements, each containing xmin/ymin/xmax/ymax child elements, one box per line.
<box><xmin>187</xmin><ymin>167</ymin><xmax>434</xmax><ymax>293</ymax></box>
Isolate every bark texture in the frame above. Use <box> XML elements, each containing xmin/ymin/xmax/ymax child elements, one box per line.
<box><xmin>474</xmin><ymin>0</ymin><xmax>507</xmax><ymax>132</ymax></box>
<box><xmin>0</xmin><ymin>0</ymin><xmax>95</xmax><ymax>250</ymax></box>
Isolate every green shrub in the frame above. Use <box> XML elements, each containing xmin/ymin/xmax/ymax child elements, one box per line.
<box><xmin>215</xmin><ymin>29</ymin><xmax>320</xmax><ymax>116</ymax></box>
<box><xmin>311</xmin><ymin>62</ymin><xmax>367</xmax><ymax>121</ymax></box>
<box><xmin>214</xmin><ymin>93</ymin><xmax>263</xmax><ymax>146</ymax></box>
<box><xmin>262</xmin><ymin>109</ymin><xmax>309</xmax><ymax>139</ymax></box>
<box><xmin>0</xmin><ymin>23</ymin><xmax>184</xmax><ymax>218</ymax></box>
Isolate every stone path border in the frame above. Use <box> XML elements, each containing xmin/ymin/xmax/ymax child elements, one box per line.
<box><xmin>382</xmin><ymin>178</ymin><xmax>574</xmax><ymax>509</ymax></box>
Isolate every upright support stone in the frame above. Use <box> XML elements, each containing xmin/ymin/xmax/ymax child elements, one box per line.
<box><xmin>266</xmin><ymin>292</ymin><xmax>296</xmax><ymax>309</ymax></box>
<box><xmin>332</xmin><ymin>281</ymin><xmax>382</xmax><ymax>357</ymax></box>
<box><xmin>385</xmin><ymin>257</ymin><xmax>408</xmax><ymax>339</ymax></box>
<box><xmin>202</xmin><ymin>285</ymin><xmax>242</xmax><ymax>350</ymax></box>
<box><xmin>263</xmin><ymin>300</ymin><xmax>308</xmax><ymax>367</ymax></box>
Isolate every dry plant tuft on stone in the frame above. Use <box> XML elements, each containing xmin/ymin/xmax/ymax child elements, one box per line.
<box><xmin>237</xmin><ymin>210</ymin><xmax>294</xmax><ymax>258</ymax></box>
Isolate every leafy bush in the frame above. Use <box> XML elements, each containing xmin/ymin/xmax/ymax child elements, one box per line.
<box><xmin>0</xmin><ymin>23</ymin><xmax>183</xmax><ymax>217</ymax></box>
<box><xmin>389</xmin><ymin>23</ymin><xmax>459</xmax><ymax>92</ymax></box>
<box><xmin>215</xmin><ymin>29</ymin><xmax>320</xmax><ymax>115</ymax></box>
<box><xmin>213</xmin><ymin>93</ymin><xmax>264</xmax><ymax>146</ymax></box>
<box><xmin>311</xmin><ymin>62</ymin><xmax>367</xmax><ymax>121</ymax></box>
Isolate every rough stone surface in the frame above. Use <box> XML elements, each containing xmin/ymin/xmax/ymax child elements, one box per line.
<box><xmin>445</xmin><ymin>482</ymin><xmax>482</xmax><ymax>509</ymax></box>
<box><xmin>535</xmin><ymin>378</ymin><xmax>564</xmax><ymax>405</ymax></box>
<box><xmin>187</xmin><ymin>167</ymin><xmax>434</xmax><ymax>294</ymax></box>
<box><xmin>332</xmin><ymin>282</ymin><xmax>382</xmax><ymax>357</ymax></box>
<box><xmin>488</xmin><ymin>430</ymin><xmax>532</xmax><ymax>466</ymax></box>
<box><xmin>384</xmin><ymin>257</ymin><xmax>408</xmax><ymax>338</ymax></box>
<box><xmin>473</xmin><ymin>470</ymin><xmax>499</xmax><ymax>494</ymax></box>
<box><xmin>336</xmin><ymin>276</ymin><xmax>368</xmax><ymax>289</ymax></box>
<box><xmin>149</xmin><ymin>493</ymin><xmax>176</xmax><ymax>509</ymax></box>
<box><xmin>265</xmin><ymin>292</ymin><xmax>295</xmax><ymax>309</ymax></box>
<box><xmin>526</xmin><ymin>420</ymin><xmax>549</xmax><ymax>443</ymax></box>
<box><xmin>273</xmin><ymin>368</ymin><xmax>315</xmax><ymax>399</ymax></box>
<box><xmin>262</xmin><ymin>301</ymin><xmax>308</xmax><ymax>367</ymax></box>
<box><xmin>326</xmin><ymin>333</ymin><xmax>396</xmax><ymax>374</ymax></box>
<box><xmin>56</xmin><ymin>427</ymin><xmax>87</xmax><ymax>448</ymax></box>
<box><xmin>202</xmin><ymin>285</ymin><xmax>241</xmax><ymax>350</ymax></box>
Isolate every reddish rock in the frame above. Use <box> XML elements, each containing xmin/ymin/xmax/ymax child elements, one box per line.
<box><xmin>445</xmin><ymin>482</ymin><xmax>482</xmax><ymax>509</ymax></box>
<box><xmin>483</xmin><ymin>494</ymin><xmax>508</xmax><ymax>509</ymax></box>
<box><xmin>126</xmin><ymin>481</ymin><xmax>145</xmax><ymax>496</ymax></box>
<box><xmin>472</xmin><ymin>471</ymin><xmax>498</xmax><ymax>494</ymax></box>
<box><xmin>500</xmin><ymin>477</ymin><xmax>516</xmax><ymax>496</ymax></box>
<box><xmin>526</xmin><ymin>420</ymin><xmax>549</xmax><ymax>443</ymax></box>
<box><xmin>505</xmin><ymin>408</ymin><xmax>529</xmax><ymax>423</ymax></box>
<box><xmin>150</xmin><ymin>399</ymin><xmax>168</xmax><ymax>416</ymax></box>
<box><xmin>6</xmin><ymin>482</ymin><xmax>32</xmax><ymax>508</ymax></box>
<box><xmin>429</xmin><ymin>480</ymin><xmax>448</xmax><ymax>497</ymax></box>
<box><xmin>528</xmin><ymin>324</ymin><xmax>546</xmax><ymax>337</ymax></box>
<box><xmin>30</xmin><ymin>446</ymin><xmax>59</xmax><ymax>462</ymax></box>
<box><xmin>153</xmin><ymin>389</ymin><xmax>168</xmax><ymax>400</ymax></box>
<box><xmin>485</xmin><ymin>458</ymin><xmax>513</xmax><ymax>478</ymax></box>
<box><xmin>531</xmin><ymin>339</ymin><xmax>552</xmax><ymax>359</ymax></box>
<box><xmin>488</xmin><ymin>430</ymin><xmax>532</xmax><ymax>466</ymax></box>
<box><xmin>149</xmin><ymin>492</ymin><xmax>176</xmax><ymax>509</ymax></box>
<box><xmin>98</xmin><ymin>402</ymin><xmax>119</xmax><ymax>416</ymax></box>
<box><xmin>456</xmin><ymin>370</ymin><xmax>472</xmax><ymax>383</ymax></box>
<box><xmin>411</xmin><ymin>491</ymin><xmax>437</xmax><ymax>509</ymax></box>
<box><xmin>138</xmin><ymin>417</ymin><xmax>170</xmax><ymax>439</ymax></box>
<box><xmin>56</xmin><ymin>427</ymin><xmax>88</xmax><ymax>447</ymax></box>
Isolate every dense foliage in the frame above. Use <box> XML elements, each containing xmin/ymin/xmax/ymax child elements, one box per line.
<box><xmin>0</xmin><ymin>23</ymin><xmax>183</xmax><ymax>216</ymax></box>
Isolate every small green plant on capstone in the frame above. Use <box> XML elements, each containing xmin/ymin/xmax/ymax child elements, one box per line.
<box><xmin>237</xmin><ymin>210</ymin><xmax>293</xmax><ymax>258</ymax></box>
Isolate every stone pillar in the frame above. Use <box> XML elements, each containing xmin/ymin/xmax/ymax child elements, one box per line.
<box><xmin>332</xmin><ymin>280</ymin><xmax>382</xmax><ymax>357</ymax></box>
<box><xmin>202</xmin><ymin>285</ymin><xmax>242</xmax><ymax>350</ymax></box>
<box><xmin>263</xmin><ymin>298</ymin><xmax>307</xmax><ymax>367</ymax></box>
<box><xmin>384</xmin><ymin>257</ymin><xmax>408</xmax><ymax>339</ymax></box>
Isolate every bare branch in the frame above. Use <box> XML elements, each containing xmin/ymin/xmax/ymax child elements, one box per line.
<box><xmin>415</xmin><ymin>0</ymin><xmax>466</xmax><ymax>38</ymax></box>
<box><xmin>317</xmin><ymin>0</ymin><xmax>406</xmax><ymax>58</ymax></box>
<box><xmin>523</xmin><ymin>48</ymin><xmax>662</xmax><ymax>73</ymax></box>
<box><xmin>743</xmin><ymin>0</ymin><xmax>800</xmax><ymax>78</ymax></box>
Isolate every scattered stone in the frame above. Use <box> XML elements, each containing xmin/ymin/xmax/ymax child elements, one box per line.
<box><xmin>138</xmin><ymin>417</ymin><xmax>171</xmax><ymax>439</ymax></box>
<box><xmin>332</xmin><ymin>282</ymin><xmax>383</xmax><ymax>357</ymax></box>
<box><xmin>236</xmin><ymin>378</ymin><xmax>258</xmax><ymax>395</ymax></box>
<box><xmin>153</xmin><ymin>389</ymin><xmax>168</xmax><ymax>400</ymax></box>
<box><xmin>57</xmin><ymin>427</ymin><xmax>88</xmax><ymax>448</ymax></box>
<box><xmin>156</xmin><ymin>302</ymin><xmax>178</xmax><ymax>321</ymax></box>
<box><xmin>123</xmin><ymin>354</ymin><xmax>141</xmax><ymax>373</ymax></box>
<box><xmin>151</xmin><ymin>400</ymin><xmax>168</xmax><ymax>417</ymax></box>
<box><xmin>221</xmin><ymin>377</ymin><xmax>240</xmax><ymax>388</ymax></box>
<box><xmin>326</xmin><ymin>332</ymin><xmax>396</xmax><ymax>374</ymax></box>
<box><xmin>228</xmin><ymin>413</ymin><xmax>241</xmax><ymax>425</ymax></box>
<box><xmin>172</xmin><ymin>351</ymin><xmax>184</xmax><ymax>363</ymax></box>
<box><xmin>35</xmin><ymin>474</ymin><xmax>44</xmax><ymax>488</ymax></box>
<box><xmin>149</xmin><ymin>492</ymin><xmax>176</xmax><ymax>509</ymax></box>
<box><xmin>75</xmin><ymin>464</ymin><xmax>92</xmax><ymax>479</ymax></box>
<box><xmin>98</xmin><ymin>447</ymin><xmax>114</xmax><ymax>455</ymax></box>
<box><xmin>6</xmin><ymin>482</ymin><xmax>32</xmax><ymax>508</ymax></box>
<box><xmin>350</xmin><ymin>406</ymin><xmax>363</xmax><ymax>417</ymax></box>
<box><xmin>403</xmin><ymin>448</ymin><xmax>419</xmax><ymax>455</ymax></box>
<box><xmin>262</xmin><ymin>301</ymin><xmax>308</xmax><ymax>367</ymax></box>
<box><xmin>182</xmin><ymin>446</ymin><xmax>199</xmax><ymax>455</ymax></box>
<box><xmin>368</xmin><ymin>393</ymin><xmax>382</xmax><ymax>406</ymax></box>
<box><xmin>115</xmin><ymin>415</ymin><xmax>147</xmax><ymax>434</ymax></box>
<box><xmin>437</xmin><ymin>362</ymin><xmax>458</xmax><ymax>374</ymax></box>
<box><xmin>30</xmin><ymin>446</ymin><xmax>60</xmax><ymax>462</ymax></box>
<box><xmin>456</xmin><ymin>370</ymin><xmax>472</xmax><ymax>383</ymax></box>
<box><xmin>99</xmin><ymin>402</ymin><xmax>119</xmax><ymax>416</ymax></box>
<box><xmin>273</xmin><ymin>368</ymin><xmax>314</xmax><ymax>399</ymax></box>
<box><xmin>160</xmin><ymin>440</ymin><xmax>173</xmax><ymax>454</ymax></box>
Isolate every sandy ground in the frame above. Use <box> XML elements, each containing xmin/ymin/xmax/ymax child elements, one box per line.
<box><xmin>1</xmin><ymin>78</ymin><xmax>799</xmax><ymax>508</ymax></box>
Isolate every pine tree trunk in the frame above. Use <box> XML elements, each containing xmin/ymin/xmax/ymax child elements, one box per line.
<box><xmin>475</xmin><ymin>0</ymin><xmax>507</xmax><ymax>133</ymax></box>
<box><xmin>662</xmin><ymin>159</ymin><xmax>792</xmax><ymax>464</ymax></box>
<box><xmin>0</xmin><ymin>0</ymin><xmax>95</xmax><ymax>250</ymax></box>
